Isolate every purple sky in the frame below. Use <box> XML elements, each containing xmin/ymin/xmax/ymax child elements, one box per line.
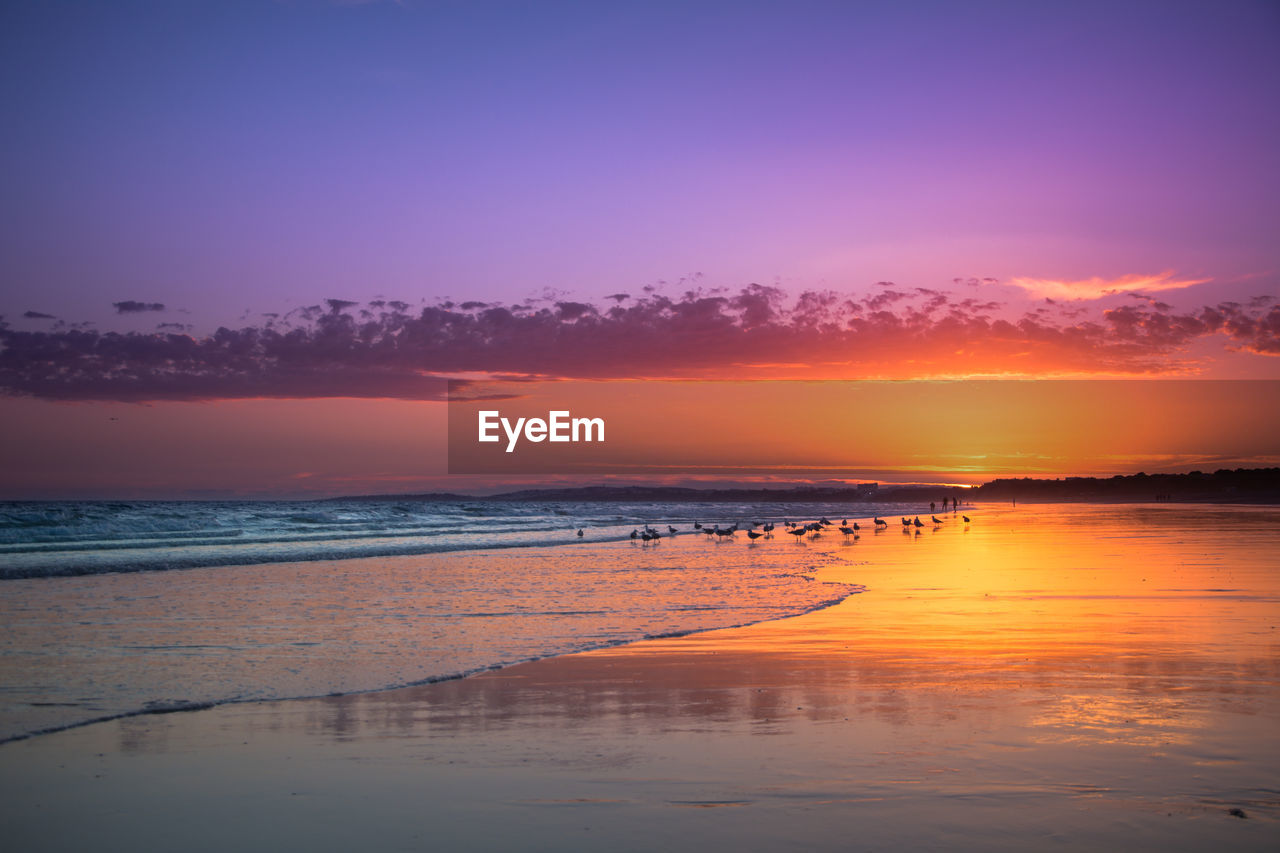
<box><xmin>2</xmin><ymin>0</ymin><xmax>1277</xmax><ymax>334</ymax></box>
<box><xmin>2</xmin><ymin>1</ymin><xmax>1279</xmax><ymax>498</ymax></box>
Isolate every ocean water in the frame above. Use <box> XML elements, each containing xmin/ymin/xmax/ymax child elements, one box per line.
<box><xmin>0</xmin><ymin>499</ymin><xmax>915</xmax><ymax>741</ymax></box>
<box><xmin>0</xmin><ymin>498</ymin><xmax>914</xmax><ymax>579</ymax></box>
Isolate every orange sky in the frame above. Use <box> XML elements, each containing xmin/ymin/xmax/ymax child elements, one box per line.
<box><xmin>3</xmin><ymin>380</ymin><xmax>1276</xmax><ymax>498</ymax></box>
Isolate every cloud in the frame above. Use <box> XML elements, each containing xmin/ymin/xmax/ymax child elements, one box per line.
<box><xmin>1008</xmin><ymin>271</ymin><xmax>1211</xmax><ymax>301</ymax></box>
<box><xmin>23</xmin><ymin>311</ymin><xmax>55</xmax><ymax>319</ymax></box>
<box><xmin>0</xmin><ymin>285</ymin><xmax>1276</xmax><ymax>402</ymax></box>
<box><xmin>113</xmin><ymin>300</ymin><xmax>166</xmax><ymax>313</ymax></box>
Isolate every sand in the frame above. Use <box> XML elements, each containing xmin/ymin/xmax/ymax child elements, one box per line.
<box><xmin>2</xmin><ymin>504</ymin><xmax>1277</xmax><ymax>851</ymax></box>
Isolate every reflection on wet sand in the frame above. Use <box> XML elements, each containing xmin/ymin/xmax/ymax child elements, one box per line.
<box><xmin>285</xmin><ymin>505</ymin><xmax>1279</xmax><ymax>756</ymax></box>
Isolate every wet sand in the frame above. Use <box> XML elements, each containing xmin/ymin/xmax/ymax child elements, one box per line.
<box><xmin>2</xmin><ymin>504</ymin><xmax>1278</xmax><ymax>851</ymax></box>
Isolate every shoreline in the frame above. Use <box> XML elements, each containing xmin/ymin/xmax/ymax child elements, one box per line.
<box><xmin>3</xmin><ymin>503</ymin><xmax>1277</xmax><ymax>851</ymax></box>
<box><xmin>0</xmin><ymin>578</ymin><xmax>861</xmax><ymax>747</ymax></box>
<box><xmin>0</xmin><ymin>526</ymin><xmax>863</xmax><ymax>744</ymax></box>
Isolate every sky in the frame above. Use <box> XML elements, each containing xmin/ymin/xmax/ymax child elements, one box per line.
<box><xmin>1</xmin><ymin>0</ymin><xmax>1278</xmax><ymax>498</ymax></box>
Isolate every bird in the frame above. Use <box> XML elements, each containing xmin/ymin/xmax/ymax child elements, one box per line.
<box><xmin>668</xmin><ymin>525</ymin><xmax>678</xmax><ymax>534</ymax></box>
<box><xmin>902</xmin><ymin>517</ymin><xmax>911</xmax><ymax>527</ymax></box>
<box><xmin>640</xmin><ymin>531</ymin><xmax>653</xmax><ymax>542</ymax></box>
<box><xmin>630</xmin><ymin>529</ymin><xmax>638</xmax><ymax>539</ymax></box>
<box><xmin>577</xmin><ymin>529</ymin><xmax>584</xmax><ymax>537</ymax></box>
<box><xmin>839</xmin><ymin>526</ymin><xmax>854</xmax><ymax>536</ymax></box>
<box><xmin>694</xmin><ymin>522</ymin><xmax>702</xmax><ymax>529</ymax></box>
<box><xmin>852</xmin><ymin>522</ymin><xmax>861</xmax><ymax>531</ymax></box>
<box><xmin>931</xmin><ymin>516</ymin><xmax>943</xmax><ymax>524</ymax></box>
<box><xmin>747</xmin><ymin>530</ymin><xmax>763</xmax><ymax>540</ymax></box>
<box><xmin>963</xmin><ymin>515</ymin><xmax>971</xmax><ymax>523</ymax></box>
<box><xmin>715</xmin><ymin>528</ymin><xmax>734</xmax><ymax>539</ymax></box>
<box><xmin>913</xmin><ymin>517</ymin><xmax>924</xmax><ymax>528</ymax></box>
<box><xmin>788</xmin><ymin>528</ymin><xmax>805</xmax><ymax>539</ymax></box>
<box><xmin>874</xmin><ymin>517</ymin><xmax>887</xmax><ymax>527</ymax></box>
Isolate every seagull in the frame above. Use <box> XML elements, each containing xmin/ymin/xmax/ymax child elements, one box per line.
<box><xmin>747</xmin><ymin>530</ymin><xmax>763</xmax><ymax>540</ymax></box>
<box><xmin>715</xmin><ymin>528</ymin><xmax>734</xmax><ymax>539</ymax></box>
<box><xmin>839</xmin><ymin>526</ymin><xmax>854</xmax><ymax>536</ymax></box>
<box><xmin>913</xmin><ymin>517</ymin><xmax>924</xmax><ymax>528</ymax></box>
<box><xmin>902</xmin><ymin>517</ymin><xmax>911</xmax><ymax>527</ymax></box>
<box><xmin>963</xmin><ymin>515</ymin><xmax>971</xmax><ymax>523</ymax></box>
<box><xmin>874</xmin><ymin>517</ymin><xmax>887</xmax><ymax>527</ymax></box>
<box><xmin>694</xmin><ymin>522</ymin><xmax>702</xmax><ymax>529</ymax></box>
<box><xmin>852</xmin><ymin>522</ymin><xmax>861</xmax><ymax>531</ymax></box>
<box><xmin>931</xmin><ymin>516</ymin><xmax>943</xmax><ymax>524</ymax></box>
<box><xmin>577</xmin><ymin>529</ymin><xmax>584</xmax><ymax>537</ymax></box>
<box><xmin>668</xmin><ymin>525</ymin><xmax>678</xmax><ymax>535</ymax></box>
<box><xmin>630</xmin><ymin>529</ymin><xmax>638</xmax><ymax>539</ymax></box>
<box><xmin>788</xmin><ymin>528</ymin><xmax>806</xmax><ymax>539</ymax></box>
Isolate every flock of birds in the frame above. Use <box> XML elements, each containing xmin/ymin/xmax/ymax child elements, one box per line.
<box><xmin>574</xmin><ymin>510</ymin><xmax>973</xmax><ymax>544</ymax></box>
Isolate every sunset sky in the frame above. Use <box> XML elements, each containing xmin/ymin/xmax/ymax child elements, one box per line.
<box><xmin>1</xmin><ymin>1</ymin><xmax>1278</xmax><ymax>498</ymax></box>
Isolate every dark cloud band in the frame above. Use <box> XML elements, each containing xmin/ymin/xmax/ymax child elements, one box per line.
<box><xmin>1</xmin><ymin>286</ymin><xmax>1276</xmax><ymax>401</ymax></box>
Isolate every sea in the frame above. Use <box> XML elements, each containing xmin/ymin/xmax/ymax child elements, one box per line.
<box><xmin>0</xmin><ymin>498</ymin><xmax>919</xmax><ymax>742</ymax></box>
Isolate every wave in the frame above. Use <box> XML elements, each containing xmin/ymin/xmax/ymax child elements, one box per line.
<box><xmin>0</xmin><ymin>580</ymin><xmax>863</xmax><ymax>745</ymax></box>
<box><xmin>0</xmin><ymin>530</ymin><xmax>633</xmax><ymax>579</ymax></box>
<box><xmin>0</xmin><ymin>499</ymin><xmax>923</xmax><ymax>579</ymax></box>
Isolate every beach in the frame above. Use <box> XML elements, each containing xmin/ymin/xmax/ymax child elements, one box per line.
<box><xmin>2</xmin><ymin>504</ymin><xmax>1277</xmax><ymax>851</ymax></box>
<box><xmin>5</xmin><ymin>3</ymin><xmax>1279</xmax><ymax>850</ymax></box>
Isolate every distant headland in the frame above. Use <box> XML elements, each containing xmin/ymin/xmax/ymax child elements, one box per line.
<box><xmin>324</xmin><ymin>467</ymin><xmax>1280</xmax><ymax>504</ymax></box>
